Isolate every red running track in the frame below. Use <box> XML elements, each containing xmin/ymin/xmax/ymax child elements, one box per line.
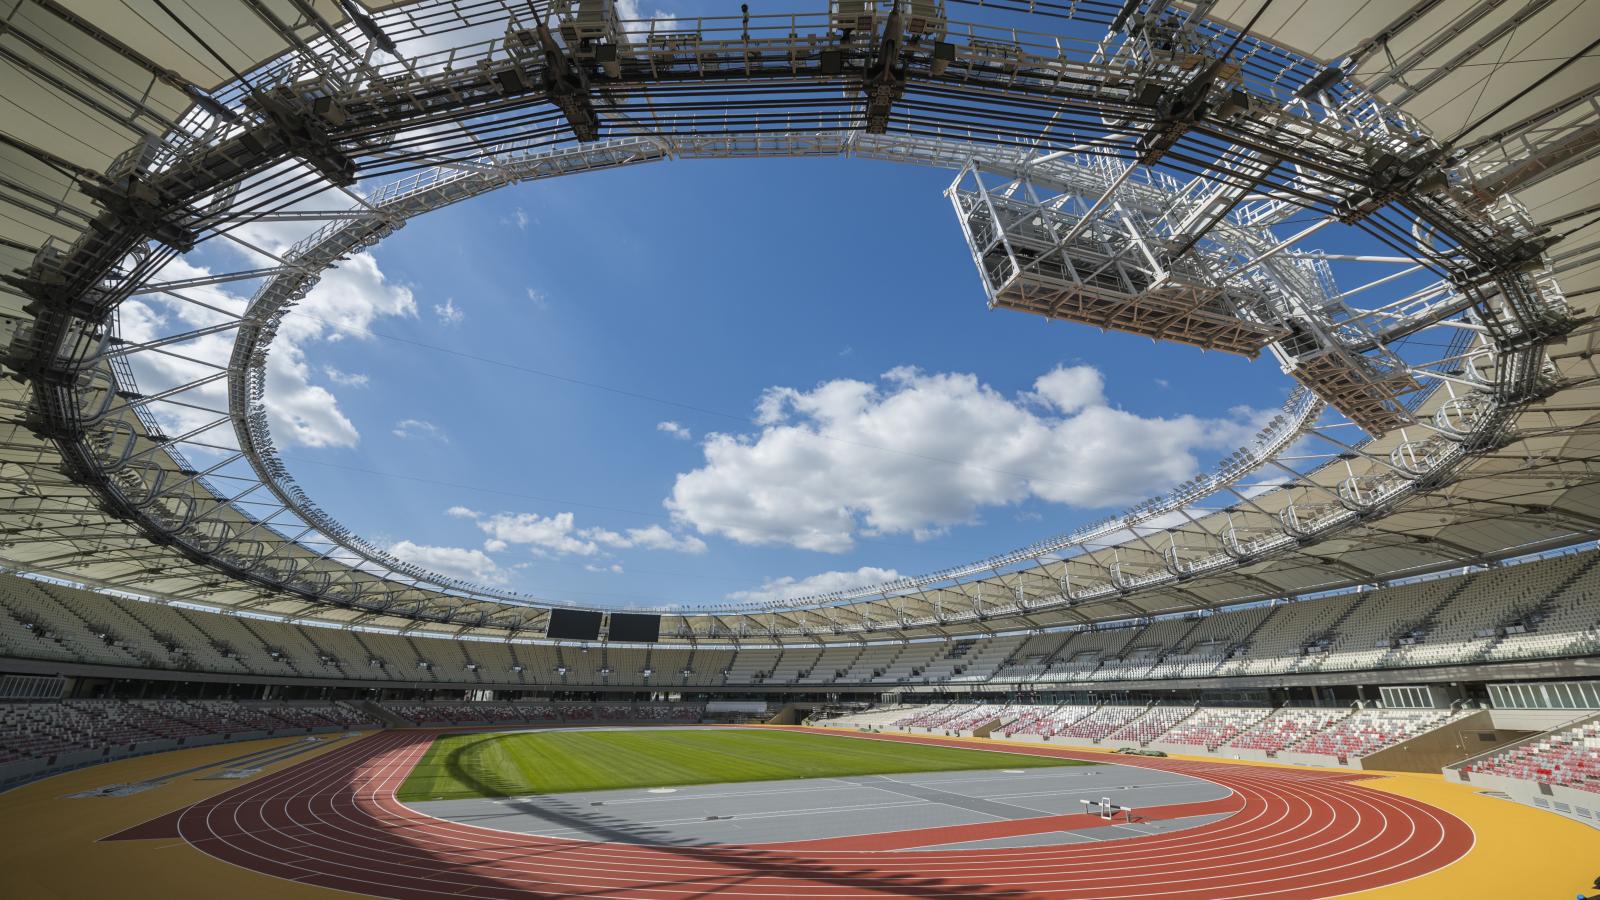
<box><xmin>137</xmin><ymin>728</ymin><xmax>1472</xmax><ymax>899</ymax></box>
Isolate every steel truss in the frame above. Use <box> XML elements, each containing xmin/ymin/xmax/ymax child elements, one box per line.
<box><xmin>0</xmin><ymin>0</ymin><xmax>1588</xmax><ymax>641</ymax></box>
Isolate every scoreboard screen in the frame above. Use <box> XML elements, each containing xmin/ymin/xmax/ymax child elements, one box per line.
<box><xmin>608</xmin><ymin>613</ymin><xmax>662</xmax><ymax>643</ymax></box>
<box><xmin>546</xmin><ymin>608</ymin><xmax>603</xmax><ymax>640</ymax></box>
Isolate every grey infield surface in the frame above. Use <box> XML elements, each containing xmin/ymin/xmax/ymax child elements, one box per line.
<box><xmin>406</xmin><ymin>764</ymin><xmax>1231</xmax><ymax>850</ymax></box>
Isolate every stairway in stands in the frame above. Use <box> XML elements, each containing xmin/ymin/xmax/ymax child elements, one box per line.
<box><xmin>1297</xmin><ymin>590</ymin><xmax>1377</xmax><ymax>672</ymax></box>
<box><xmin>297</xmin><ymin>627</ymin><xmax>345</xmax><ymax>674</ymax></box>
<box><xmin>1226</xmin><ymin>603</ymin><xmax>1281</xmax><ymax>661</ymax></box>
<box><xmin>1475</xmin><ymin>554</ymin><xmax>1600</xmax><ymax>661</ymax></box>
<box><xmin>837</xmin><ymin>644</ymin><xmax>866</xmax><ymax>682</ymax></box>
<box><xmin>1374</xmin><ymin>577</ymin><xmax>1476</xmax><ymax>669</ymax></box>
<box><xmin>348</xmin><ymin>632</ymin><xmax>388</xmax><ymax>678</ymax></box>
<box><xmin>1036</xmin><ymin>630</ymin><xmax>1081</xmax><ymax>675</ymax></box>
<box><xmin>356</xmin><ymin>700</ymin><xmax>411</xmax><ymax>728</ymax></box>
<box><xmin>35</xmin><ymin>583</ymin><xmax>163</xmax><ymax>668</ymax></box>
<box><xmin>505</xmin><ymin>643</ymin><xmax>529</xmax><ymax>684</ymax></box>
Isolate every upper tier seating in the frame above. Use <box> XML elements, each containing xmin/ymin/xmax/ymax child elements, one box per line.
<box><xmin>0</xmin><ymin>549</ymin><xmax>1594</xmax><ymax>689</ymax></box>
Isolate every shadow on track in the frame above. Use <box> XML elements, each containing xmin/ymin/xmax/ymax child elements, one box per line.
<box><xmin>391</xmin><ymin>731</ymin><xmax>1037</xmax><ymax>898</ymax></box>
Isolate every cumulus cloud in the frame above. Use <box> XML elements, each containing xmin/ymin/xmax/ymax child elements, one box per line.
<box><xmin>453</xmin><ymin>509</ymin><xmax>705</xmax><ymax>557</ymax></box>
<box><xmin>726</xmin><ymin>566</ymin><xmax>904</xmax><ymax>604</ymax></box>
<box><xmin>120</xmin><ymin>251</ymin><xmax>415</xmax><ymax>452</ymax></box>
<box><xmin>657</xmin><ymin>420</ymin><xmax>692</xmax><ymax>441</ymax></box>
<box><xmin>525</xmin><ymin>287</ymin><xmax>549</xmax><ymax>310</ymax></box>
<box><xmin>668</xmin><ymin>365</ymin><xmax>1263</xmax><ymax>553</ymax></box>
<box><xmin>585</xmin><ymin>563</ymin><xmax>624</xmax><ymax>574</ymax></box>
<box><xmin>324</xmin><ymin>366</ymin><xmax>369</xmax><ymax>387</ymax></box>
<box><xmin>433</xmin><ymin>297</ymin><xmax>464</xmax><ymax>325</ymax></box>
<box><xmin>476</xmin><ymin>511</ymin><xmax>599</xmax><ymax>556</ymax></box>
<box><xmin>615</xmin><ymin>0</ymin><xmax>679</xmax><ymax>36</ymax></box>
<box><xmin>389</xmin><ymin>540</ymin><xmax>507</xmax><ymax>585</ymax></box>
<box><xmin>615</xmin><ymin>524</ymin><xmax>707</xmax><ymax>554</ymax></box>
<box><xmin>393</xmin><ymin>418</ymin><xmax>448</xmax><ymax>441</ymax></box>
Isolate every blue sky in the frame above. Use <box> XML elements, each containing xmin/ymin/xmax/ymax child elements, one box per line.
<box><xmin>105</xmin><ymin>3</ymin><xmax>1464</xmax><ymax>610</ymax></box>
<box><xmin>232</xmin><ymin>155</ymin><xmax>1301</xmax><ymax>608</ymax></box>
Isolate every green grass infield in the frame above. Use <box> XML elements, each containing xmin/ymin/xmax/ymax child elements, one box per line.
<box><xmin>396</xmin><ymin>727</ymin><xmax>1092</xmax><ymax>800</ymax></box>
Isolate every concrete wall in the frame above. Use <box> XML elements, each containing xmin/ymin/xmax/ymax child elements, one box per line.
<box><xmin>764</xmin><ymin>703</ymin><xmax>811</xmax><ymax>725</ymax></box>
<box><xmin>1448</xmin><ymin>768</ymin><xmax>1600</xmax><ymax>827</ymax></box>
<box><xmin>1487</xmin><ymin>708</ymin><xmax>1600</xmax><ymax>732</ymax></box>
<box><xmin>988</xmin><ymin>731</ymin><xmax>1097</xmax><ymax>749</ymax></box>
<box><xmin>967</xmin><ymin>718</ymin><xmax>1003</xmax><ymax>738</ymax></box>
<box><xmin>1435</xmin><ymin>711</ymin><xmax>1600</xmax><ymax>825</ymax></box>
<box><xmin>992</xmin><ymin>731</ymin><xmax>1325</xmax><ymax>767</ymax></box>
<box><xmin>1273</xmin><ymin>751</ymin><xmax>1359</xmax><ymax>769</ymax></box>
<box><xmin>1140</xmin><ymin>742</ymin><xmax>1278</xmax><ymax>764</ymax></box>
<box><xmin>1357</xmin><ymin>711</ymin><xmax>1534</xmax><ymax>773</ymax></box>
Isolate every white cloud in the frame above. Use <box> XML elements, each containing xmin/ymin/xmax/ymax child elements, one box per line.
<box><xmin>454</xmin><ymin>509</ymin><xmax>705</xmax><ymax>557</ymax></box>
<box><xmin>324</xmin><ymin>366</ymin><xmax>369</xmax><ymax>387</ymax></box>
<box><xmin>433</xmin><ymin>297</ymin><xmax>464</xmax><ymax>325</ymax></box>
<box><xmin>614</xmin><ymin>0</ymin><xmax>679</xmax><ymax>37</ymax></box>
<box><xmin>289</xmin><ymin>252</ymin><xmax>417</xmax><ymax>341</ymax></box>
<box><xmin>656</xmin><ymin>420</ymin><xmax>692</xmax><ymax>441</ymax></box>
<box><xmin>585</xmin><ymin>563</ymin><xmax>624</xmax><ymax>574</ymax></box>
<box><xmin>1029</xmin><ymin>365</ymin><xmax>1104</xmax><ymax>413</ymax></box>
<box><xmin>509</xmin><ymin>208</ymin><xmax>530</xmax><ymax>229</ymax></box>
<box><xmin>668</xmin><ymin>365</ymin><xmax>1263</xmax><ymax>553</ymax></box>
<box><xmin>120</xmin><ymin>251</ymin><xmax>414</xmax><ymax>452</ymax></box>
<box><xmin>389</xmin><ymin>540</ymin><xmax>507</xmax><ymax>585</ymax></box>
<box><xmin>447</xmin><ymin>505</ymin><xmax>480</xmax><ymax>519</ymax></box>
<box><xmin>393</xmin><ymin>418</ymin><xmax>448</xmax><ymax>441</ymax></box>
<box><xmin>727</xmin><ymin>566</ymin><xmax>904</xmax><ymax>604</ymax></box>
<box><xmin>476</xmin><ymin>511</ymin><xmax>599</xmax><ymax>557</ymax></box>
<box><xmin>617</xmin><ymin>524</ymin><xmax>707</xmax><ymax>554</ymax></box>
<box><xmin>525</xmin><ymin>287</ymin><xmax>549</xmax><ymax>310</ymax></box>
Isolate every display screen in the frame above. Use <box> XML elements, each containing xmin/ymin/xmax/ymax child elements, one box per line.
<box><xmin>608</xmin><ymin>612</ymin><xmax>661</xmax><ymax>643</ymax></box>
<box><xmin>546</xmin><ymin>608</ymin><xmax>603</xmax><ymax>640</ymax></box>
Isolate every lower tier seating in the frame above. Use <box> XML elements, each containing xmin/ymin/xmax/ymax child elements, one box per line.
<box><xmin>0</xmin><ymin>699</ymin><xmax>380</xmax><ymax>764</ymax></box>
<box><xmin>1462</xmin><ymin>720</ymin><xmax>1600</xmax><ymax>793</ymax></box>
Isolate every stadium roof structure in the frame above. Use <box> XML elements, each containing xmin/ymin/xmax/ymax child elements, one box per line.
<box><xmin>0</xmin><ymin>0</ymin><xmax>1596</xmax><ymax>644</ymax></box>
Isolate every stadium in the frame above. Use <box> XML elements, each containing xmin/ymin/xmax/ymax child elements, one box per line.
<box><xmin>0</xmin><ymin>0</ymin><xmax>1598</xmax><ymax>896</ymax></box>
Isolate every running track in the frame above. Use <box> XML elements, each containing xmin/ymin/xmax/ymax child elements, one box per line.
<box><xmin>121</xmin><ymin>728</ymin><xmax>1474</xmax><ymax>899</ymax></box>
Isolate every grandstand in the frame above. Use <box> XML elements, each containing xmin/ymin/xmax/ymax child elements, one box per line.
<box><xmin>2</xmin><ymin>552</ymin><xmax>1595</xmax><ymax>690</ymax></box>
<box><xmin>1460</xmin><ymin>718</ymin><xmax>1600</xmax><ymax>794</ymax></box>
<box><xmin>0</xmin><ymin>698</ymin><xmax>381</xmax><ymax>772</ymax></box>
<box><xmin>1159</xmin><ymin>707</ymin><xmax>1275</xmax><ymax>752</ymax></box>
